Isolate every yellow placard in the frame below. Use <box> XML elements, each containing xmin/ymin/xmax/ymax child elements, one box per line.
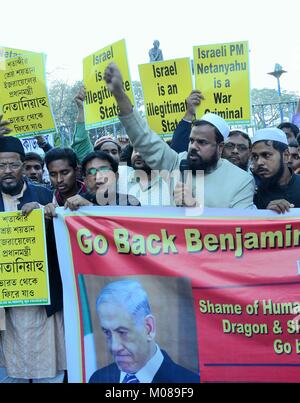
<box><xmin>83</xmin><ymin>39</ymin><xmax>135</xmax><ymax>129</ymax></box>
<box><xmin>0</xmin><ymin>45</ymin><xmax>39</xmax><ymax>61</ymax></box>
<box><xmin>0</xmin><ymin>51</ymin><xmax>56</xmax><ymax>138</ymax></box>
<box><xmin>139</xmin><ymin>58</ymin><xmax>193</xmax><ymax>135</ymax></box>
<box><xmin>0</xmin><ymin>209</ymin><xmax>50</xmax><ymax>307</ymax></box>
<box><xmin>193</xmin><ymin>41</ymin><xmax>251</xmax><ymax>124</ymax></box>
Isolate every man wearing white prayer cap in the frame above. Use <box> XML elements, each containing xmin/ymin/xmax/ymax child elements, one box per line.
<box><xmin>103</xmin><ymin>63</ymin><xmax>255</xmax><ymax>209</ymax></box>
<box><xmin>251</xmin><ymin>128</ymin><xmax>300</xmax><ymax>213</ymax></box>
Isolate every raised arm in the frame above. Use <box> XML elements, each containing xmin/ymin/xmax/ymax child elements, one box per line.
<box><xmin>103</xmin><ymin>63</ymin><xmax>181</xmax><ymax>171</ymax></box>
<box><xmin>36</xmin><ymin>135</ymin><xmax>53</xmax><ymax>152</ymax></box>
<box><xmin>171</xmin><ymin>90</ymin><xmax>204</xmax><ymax>153</ymax></box>
<box><xmin>71</xmin><ymin>87</ymin><xmax>93</xmax><ymax>162</ymax></box>
<box><xmin>103</xmin><ymin>63</ymin><xmax>133</xmax><ymax>115</ymax></box>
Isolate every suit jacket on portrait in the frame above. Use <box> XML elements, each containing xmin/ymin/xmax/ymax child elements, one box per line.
<box><xmin>88</xmin><ymin>350</ymin><xmax>199</xmax><ymax>383</ymax></box>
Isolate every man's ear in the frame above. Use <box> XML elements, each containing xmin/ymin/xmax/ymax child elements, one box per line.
<box><xmin>144</xmin><ymin>315</ymin><xmax>156</xmax><ymax>341</ymax></box>
<box><xmin>218</xmin><ymin>141</ymin><xmax>224</xmax><ymax>156</ymax></box>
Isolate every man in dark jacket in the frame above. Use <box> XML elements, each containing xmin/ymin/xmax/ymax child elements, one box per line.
<box><xmin>0</xmin><ymin>136</ymin><xmax>66</xmax><ymax>383</ymax></box>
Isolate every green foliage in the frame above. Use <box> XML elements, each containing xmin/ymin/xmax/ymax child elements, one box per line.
<box><xmin>132</xmin><ymin>81</ymin><xmax>144</xmax><ymax>110</ymax></box>
<box><xmin>251</xmin><ymin>88</ymin><xmax>298</xmax><ymax>105</ymax></box>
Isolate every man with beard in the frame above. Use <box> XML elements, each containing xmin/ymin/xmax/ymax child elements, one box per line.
<box><xmin>251</xmin><ymin>128</ymin><xmax>300</xmax><ymax>213</ymax></box>
<box><xmin>102</xmin><ymin>63</ymin><xmax>255</xmax><ymax>208</ymax></box>
<box><xmin>170</xmin><ymin>95</ymin><xmax>252</xmax><ymax>172</ymax></box>
<box><xmin>64</xmin><ymin>151</ymin><xmax>139</xmax><ymax>209</ymax></box>
<box><xmin>0</xmin><ymin>136</ymin><xmax>66</xmax><ymax>383</ymax></box>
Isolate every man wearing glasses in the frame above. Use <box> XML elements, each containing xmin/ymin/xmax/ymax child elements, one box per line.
<box><xmin>102</xmin><ymin>63</ymin><xmax>255</xmax><ymax>209</ymax></box>
<box><xmin>222</xmin><ymin>130</ymin><xmax>252</xmax><ymax>171</ymax></box>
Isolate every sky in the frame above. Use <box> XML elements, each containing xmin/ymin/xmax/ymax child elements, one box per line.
<box><xmin>1</xmin><ymin>0</ymin><xmax>299</xmax><ymax>95</ymax></box>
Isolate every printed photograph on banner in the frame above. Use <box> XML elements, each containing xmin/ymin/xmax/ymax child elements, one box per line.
<box><xmin>139</xmin><ymin>58</ymin><xmax>193</xmax><ymax>135</ymax></box>
<box><xmin>0</xmin><ymin>51</ymin><xmax>56</xmax><ymax>138</ymax></box>
<box><xmin>193</xmin><ymin>41</ymin><xmax>251</xmax><ymax>124</ymax></box>
<box><xmin>80</xmin><ymin>275</ymin><xmax>199</xmax><ymax>383</ymax></box>
<box><xmin>0</xmin><ymin>209</ymin><xmax>50</xmax><ymax>307</ymax></box>
<box><xmin>56</xmin><ymin>207</ymin><xmax>300</xmax><ymax>383</ymax></box>
<box><xmin>83</xmin><ymin>39</ymin><xmax>135</xmax><ymax>130</ymax></box>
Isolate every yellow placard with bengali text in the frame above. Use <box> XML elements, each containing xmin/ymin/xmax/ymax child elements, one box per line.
<box><xmin>139</xmin><ymin>58</ymin><xmax>193</xmax><ymax>135</ymax></box>
<box><xmin>0</xmin><ymin>209</ymin><xmax>50</xmax><ymax>307</ymax></box>
<box><xmin>193</xmin><ymin>41</ymin><xmax>251</xmax><ymax>124</ymax></box>
<box><xmin>0</xmin><ymin>51</ymin><xmax>56</xmax><ymax>138</ymax></box>
<box><xmin>83</xmin><ymin>39</ymin><xmax>135</xmax><ymax>130</ymax></box>
<box><xmin>0</xmin><ymin>45</ymin><xmax>39</xmax><ymax>61</ymax></box>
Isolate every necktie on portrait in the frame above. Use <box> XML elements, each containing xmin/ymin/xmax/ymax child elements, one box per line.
<box><xmin>123</xmin><ymin>373</ymin><xmax>140</xmax><ymax>383</ymax></box>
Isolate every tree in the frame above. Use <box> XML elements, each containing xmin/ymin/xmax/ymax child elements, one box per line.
<box><xmin>48</xmin><ymin>80</ymin><xmax>83</xmax><ymax>146</ymax></box>
<box><xmin>132</xmin><ymin>80</ymin><xmax>145</xmax><ymax>114</ymax></box>
<box><xmin>47</xmin><ymin>80</ymin><xmax>145</xmax><ymax>146</ymax></box>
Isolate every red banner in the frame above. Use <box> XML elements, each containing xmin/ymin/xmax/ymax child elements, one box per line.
<box><xmin>57</xmin><ymin>208</ymin><xmax>300</xmax><ymax>383</ymax></box>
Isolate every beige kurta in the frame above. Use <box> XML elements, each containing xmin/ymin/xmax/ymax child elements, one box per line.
<box><xmin>0</xmin><ymin>307</ymin><xmax>66</xmax><ymax>378</ymax></box>
<box><xmin>119</xmin><ymin>110</ymin><xmax>256</xmax><ymax>209</ymax></box>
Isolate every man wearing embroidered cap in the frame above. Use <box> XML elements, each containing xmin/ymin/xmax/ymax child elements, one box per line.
<box><xmin>103</xmin><ymin>63</ymin><xmax>255</xmax><ymax>208</ymax></box>
<box><xmin>0</xmin><ymin>135</ymin><xmax>66</xmax><ymax>383</ymax></box>
<box><xmin>251</xmin><ymin>128</ymin><xmax>300</xmax><ymax>213</ymax></box>
<box><xmin>94</xmin><ymin>136</ymin><xmax>121</xmax><ymax>163</ymax></box>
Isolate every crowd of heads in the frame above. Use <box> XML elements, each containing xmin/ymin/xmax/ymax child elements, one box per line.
<box><xmin>1</xmin><ymin>118</ymin><xmax>300</xmax><ymax>208</ymax></box>
<box><xmin>1</xmin><ymin>80</ymin><xmax>300</xmax><ymax>384</ymax></box>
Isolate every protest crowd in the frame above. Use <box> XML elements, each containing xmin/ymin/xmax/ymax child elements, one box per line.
<box><xmin>0</xmin><ymin>53</ymin><xmax>300</xmax><ymax>383</ymax></box>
